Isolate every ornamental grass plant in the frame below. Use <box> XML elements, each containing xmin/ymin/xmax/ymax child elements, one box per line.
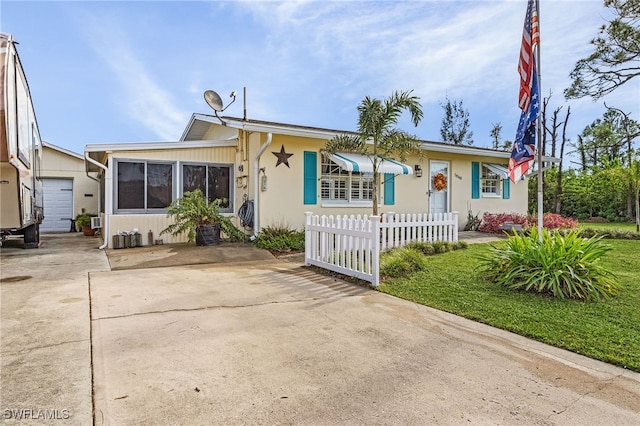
<box><xmin>380</xmin><ymin>241</ymin><xmax>468</xmax><ymax>279</ymax></box>
<box><xmin>380</xmin><ymin>248</ymin><xmax>429</xmax><ymax>279</ymax></box>
<box><xmin>478</xmin><ymin>228</ymin><xmax>619</xmax><ymax>301</ymax></box>
<box><xmin>253</xmin><ymin>225</ymin><xmax>305</xmax><ymax>252</ymax></box>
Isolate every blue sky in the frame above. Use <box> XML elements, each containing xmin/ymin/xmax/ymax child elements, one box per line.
<box><xmin>3</xmin><ymin>0</ymin><xmax>638</xmax><ymax>163</ymax></box>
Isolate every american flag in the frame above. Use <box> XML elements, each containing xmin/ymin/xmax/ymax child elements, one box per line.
<box><xmin>518</xmin><ymin>0</ymin><xmax>539</xmax><ymax>111</ymax></box>
<box><xmin>509</xmin><ymin>0</ymin><xmax>540</xmax><ymax>184</ymax></box>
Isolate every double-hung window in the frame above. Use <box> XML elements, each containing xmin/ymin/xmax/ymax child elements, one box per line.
<box><xmin>182</xmin><ymin>163</ymin><xmax>233</xmax><ymax>213</ymax></box>
<box><xmin>115</xmin><ymin>160</ymin><xmax>175</xmax><ymax>212</ymax></box>
<box><xmin>320</xmin><ymin>154</ymin><xmax>374</xmax><ymax>204</ymax></box>
<box><xmin>481</xmin><ymin>164</ymin><xmax>501</xmax><ymax>197</ymax></box>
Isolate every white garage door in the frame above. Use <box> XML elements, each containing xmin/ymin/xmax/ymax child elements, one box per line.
<box><xmin>41</xmin><ymin>178</ymin><xmax>74</xmax><ymax>233</ymax></box>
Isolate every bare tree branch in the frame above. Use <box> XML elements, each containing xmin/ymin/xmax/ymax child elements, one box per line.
<box><xmin>565</xmin><ymin>0</ymin><xmax>640</xmax><ymax>100</ymax></box>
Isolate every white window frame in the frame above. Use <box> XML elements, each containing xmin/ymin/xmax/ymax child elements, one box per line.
<box><xmin>320</xmin><ymin>154</ymin><xmax>375</xmax><ymax>206</ymax></box>
<box><xmin>481</xmin><ymin>163</ymin><xmax>501</xmax><ymax>198</ymax></box>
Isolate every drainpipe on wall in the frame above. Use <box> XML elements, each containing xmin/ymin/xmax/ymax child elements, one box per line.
<box><xmin>253</xmin><ymin>132</ymin><xmax>272</xmax><ymax>238</ymax></box>
<box><xmin>85</xmin><ymin>153</ymin><xmax>109</xmax><ymax>249</ymax></box>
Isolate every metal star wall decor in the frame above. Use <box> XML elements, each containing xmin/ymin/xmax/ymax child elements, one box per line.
<box><xmin>272</xmin><ymin>144</ymin><xmax>293</xmax><ymax>168</ymax></box>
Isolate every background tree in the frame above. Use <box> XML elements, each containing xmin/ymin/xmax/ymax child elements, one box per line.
<box><xmin>631</xmin><ymin>157</ymin><xmax>640</xmax><ymax>230</ymax></box>
<box><xmin>575</xmin><ymin>109</ymin><xmax>638</xmax><ymax>165</ymax></box>
<box><xmin>439</xmin><ymin>97</ymin><xmax>473</xmax><ymax>145</ymax></box>
<box><xmin>490</xmin><ymin>123</ymin><xmax>503</xmax><ymax>150</ymax></box>
<box><xmin>325</xmin><ymin>90</ymin><xmax>423</xmax><ymax>216</ymax></box>
<box><xmin>501</xmin><ymin>139</ymin><xmax>513</xmax><ymax>151</ymax></box>
<box><xmin>576</xmin><ymin>110</ymin><xmax>628</xmax><ymax>169</ymax></box>
<box><xmin>565</xmin><ymin>0</ymin><xmax>640</xmax><ymax>100</ymax></box>
<box><xmin>544</xmin><ymin>105</ymin><xmax>572</xmax><ymax>214</ymax></box>
<box><xmin>605</xmin><ymin>104</ymin><xmax>640</xmax><ymax>222</ymax></box>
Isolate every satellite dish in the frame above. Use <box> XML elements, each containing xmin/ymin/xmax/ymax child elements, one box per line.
<box><xmin>204</xmin><ymin>89</ymin><xmax>238</xmax><ymax>126</ymax></box>
<box><xmin>204</xmin><ymin>90</ymin><xmax>224</xmax><ymax>112</ymax></box>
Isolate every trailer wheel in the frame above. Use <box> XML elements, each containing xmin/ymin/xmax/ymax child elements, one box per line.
<box><xmin>24</xmin><ymin>224</ymin><xmax>40</xmax><ymax>249</ymax></box>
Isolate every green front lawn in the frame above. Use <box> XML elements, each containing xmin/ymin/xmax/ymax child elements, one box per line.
<box><xmin>578</xmin><ymin>221</ymin><xmax>638</xmax><ymax>232</ymax></box>
<box><xmin>378</xmin><ymin>239</ymin><xmax>640</xmax><ymax>371</ymax></box>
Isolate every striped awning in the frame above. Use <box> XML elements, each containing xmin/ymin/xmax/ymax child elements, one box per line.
<box><xmin>484</xmin><ymin>163</ymin><xmax>509</xmax><ymax>179</ymax></box>
<box><xmin>325</xmin><ymin>152</ymin><xmax>413</xmax><ymax>175</ymax></box>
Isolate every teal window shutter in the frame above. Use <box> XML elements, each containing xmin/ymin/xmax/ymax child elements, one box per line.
<box><xmin>303</xmin><ymin>151</ymin><xmax>317</xmax><ymax>205</ymax></box>
<box><xmin>384</xmin><ymin>173</ymin><xmax>395</xmax><ymax>205</ymax></box>
<box><xmin>502</xmin><ymin>177</ymin><xmax>510</xmax><ymax>199</ymax></box>
<box><xmin>471</xmin><ymin>162</ymin><xmax>480</xmax><ymax>199</ymax></box>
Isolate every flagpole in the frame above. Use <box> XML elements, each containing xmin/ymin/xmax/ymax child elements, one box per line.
<box><xmin>536</xmin><ymin>0</ymin><xmax>543</xmax><ymax>238</ymax></box>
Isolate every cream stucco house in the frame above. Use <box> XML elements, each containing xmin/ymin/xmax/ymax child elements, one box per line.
<box><xmin>85</xmin><ymin>115</ymin><xmax>558</xmax><ymax>249</ymax></box>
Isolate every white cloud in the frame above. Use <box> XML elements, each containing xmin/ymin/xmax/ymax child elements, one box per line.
<box><xmin>80</xmin><ymin>13</ymin><xmax>188</xmax><ymax>141</ymax></box>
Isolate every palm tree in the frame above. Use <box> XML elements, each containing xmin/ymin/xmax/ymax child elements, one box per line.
<box><xmin>325</xmin><ymin>90</ymin><xmax>423</xmax><ymax>216</ymax></box>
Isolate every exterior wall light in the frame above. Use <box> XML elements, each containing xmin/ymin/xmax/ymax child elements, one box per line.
<box><xmin>414</xmin><ymin>165</ymin><xmax>423</xmax><ymax>178</ymax></box>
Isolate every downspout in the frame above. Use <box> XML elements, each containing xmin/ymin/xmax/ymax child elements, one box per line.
<box><xmin>85</xmin><ymin>153</ymin><xmax>109</xmax><ymax>249</ymax></box>
<box><xmin>253</xmin><ymin>132</ymin><xmax>272</xmax><ymax>238</ymax></box>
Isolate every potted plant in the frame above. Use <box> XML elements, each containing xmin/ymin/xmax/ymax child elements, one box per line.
<box><xmin>160</xmin><ymin>189</ymin><xmax>241</xmax><ymax>246</ymax></box>
<box><xmin>75</xmin><ymin>212</ymin><xmax>98</xmax><ymax>236</ymax></box>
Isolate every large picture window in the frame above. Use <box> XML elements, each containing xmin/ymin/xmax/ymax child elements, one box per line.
<box><xmin>115</xmin><ymin>160</ymin><xmax>174</xmax><ymax>212</ymax></box>
<box><xmin>320</xmin><ymin>154</ymin><xmax>374</xmax><ymax>204</ymax></box>
<box><xmin>182</xmin><ymin>163</ymin><xmax>233</xmax><ymax>213</ymax></box>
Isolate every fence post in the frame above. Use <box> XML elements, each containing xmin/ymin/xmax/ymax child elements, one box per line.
<box><xmin>371</xmin><ymin>215</ymin><xmax>380</xmax><ymax>287</ymax></box>
<box><xmin>304</xmin><ymin>212</ymin><xmax>312</xmax><ymax>266</ymax></box>
<box><xmin>453</xmin><ymin>211</ymin><xmax>459</xmax><ymax>242</ymax></box>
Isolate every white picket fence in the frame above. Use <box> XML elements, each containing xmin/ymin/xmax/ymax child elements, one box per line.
<box><xmin>304</xmin><ymin>211</ymin><xmax>459</xmax><ymax>287</ymax></box>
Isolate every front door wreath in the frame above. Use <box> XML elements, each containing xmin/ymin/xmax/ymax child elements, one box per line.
<box><xmin>433</xmin><ymin>172</ymin><xmax>447</xmax><ymax>191</ymax></box>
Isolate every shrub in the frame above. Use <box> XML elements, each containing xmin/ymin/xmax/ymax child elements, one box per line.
<box><xmin>380</xmin><ymin>248</ymin><xmax>428</xmax><ymax>279</ymax></box>
<box><xmin>404</xmin><ymin>240</ymin><xmax>467</xmax><ymax>255</ymax></box>
<box><xmin>453</xmin><ymin>241</ymin><xmax>469</xmax><ymax>250</ymax></box>
<box><xmin>405</xmin><ymin>241</ymin><xmax>436</xmax><ymax>255</ymax></box>
<box><xmin>584</xmin><ymin>216</ymin><xmax>608</xmax><ymax>223</ymax></box>
<box><xmin>75</xmin><ymin>212</ymin><xmax>97</xmax><ymax>228</ymax></box>
<box><xmin>529</xmin><ymin>213</ymin><xmax>577</xmax><ymax>230</ymax></box>
<box><xmin>254</xmin><ymin>225</ymin><xmax>305</xmax><ymax>251</ymax></box>
<box><xmin>381</xmin><ymin>241</ymin><xmax>467</xmax><ymax>280</ymax></box>
<box><xmin>578</xmin><ymin>228</ymin><xmax>640</xmax><ymax>240</ymax></box>
<box><xmin>477</xmin><ymin>228</ymin><xmax>619</xmax><ymax>301</ymax></box>
<box><xmin>478</xmin><ymin>213</ymin><xmax>530</xmax><ymax>234</ymax></box>
<box><xmin>479</xmin><ymin>212</ymin><xmax>577</xmax><ymax>234</ymax></box>
<box><xmin>431</xmin><ymin>241</ymin><xmax>451</xmax><ymax>254</ymax></box>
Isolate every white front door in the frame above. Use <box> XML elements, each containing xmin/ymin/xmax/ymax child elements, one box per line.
<box><xmin>429</xmin><ymin>160</ymin><xmax>449</xmax><ymax>214</ymax></box>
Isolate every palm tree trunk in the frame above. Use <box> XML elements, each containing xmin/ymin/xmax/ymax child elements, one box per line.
<box><xmin>372</xmin><ymin>170</ymin><xmax>379</xmax><ymax>216</ymax></box>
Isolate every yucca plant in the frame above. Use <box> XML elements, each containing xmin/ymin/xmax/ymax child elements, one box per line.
<box><xmin>478</xmin><ymin>228</ymin><xmax>619</xmax><ymax>301</ymax></box>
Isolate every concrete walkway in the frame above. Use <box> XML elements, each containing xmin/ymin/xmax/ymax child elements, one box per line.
<box><xmin>2</xmin><ymin>233</ymin><xmax>639</xmax><ymax>425</ymax></box>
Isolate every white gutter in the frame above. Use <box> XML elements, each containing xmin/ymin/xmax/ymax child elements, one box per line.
<box><xmin>418</xmin><ymin>142</ymin><xmax>561</xmax><ymax>163</ymax></box>
<box><xmin>253</xmin><ymin>133</ymin><xmax>272</xmax><ymax>238</ymax></box>
<box><xmin>84</xmin><ymin>153</ymin><xmax>109</xmax><ymax>250</ymax></box>
<box><xmin>85</xmin><ymin>139</ymin><xmax>236</xmax><ymax>153</ymax></box>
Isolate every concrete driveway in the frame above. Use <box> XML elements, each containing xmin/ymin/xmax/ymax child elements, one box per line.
<box><xmin>2</xmin><ymin>233</ymin><xmax>640</xmax><ymax>425</ymax></box>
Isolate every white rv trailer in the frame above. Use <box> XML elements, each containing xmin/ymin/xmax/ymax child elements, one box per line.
<box><xmin>0</xmin><ymin>33</ymin><xmax>44</xmax><ymax>248</ymax></box>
